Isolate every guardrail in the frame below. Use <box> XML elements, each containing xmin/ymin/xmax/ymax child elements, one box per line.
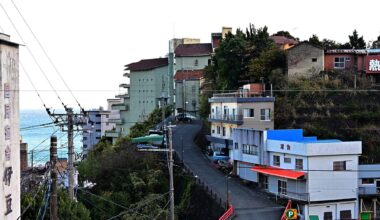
<box><xmin>219</xmin><ymin>205</ymin><xmax>234</xmax><ymax>220</ymax></box>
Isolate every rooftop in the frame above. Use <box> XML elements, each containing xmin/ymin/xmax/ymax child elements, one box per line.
<box><xmin>175</xmin><ymin>43</ymin><xmax>212</xmax><ymax>57</ymax></box>
<box><xmin>125</xmin><ymin>58</ymin><xmax>168</xmax><ymax>71</ymax></box>
<box><xmin>267</xmin><ymin>129</ymin><xmax>341</xmax><ymax>143</ymax></box>
<box><xmin>271</xmin><ymin>35</ymin><xmax>298</xmax><ymax>45</ymax></box>
<box><xmin>174</xmin><ymin>70</ymin><xmax>203</xmax><ymax>81</ymax></box>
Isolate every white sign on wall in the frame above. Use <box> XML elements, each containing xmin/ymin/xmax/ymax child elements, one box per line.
<box><xmin>369</xmin><ymin>59</ymin><xmax>380</xmax><ymax>71</ymax></box>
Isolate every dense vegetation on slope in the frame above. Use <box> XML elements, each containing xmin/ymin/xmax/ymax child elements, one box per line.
<box><xmin>200</xmin><ymin>23</ymin><xmax>380</xmax><ymax>163</ymax></box>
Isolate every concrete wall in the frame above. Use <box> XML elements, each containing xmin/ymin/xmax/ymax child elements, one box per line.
<box><xmin>117</xmin><ymin>65</ymin><xmax>169</xmax><ymax>136</ymax></box>
<box><xmin>0</xmin><ymin>40</ymin><xmax>20</xmax><ymax>219</ymax></box>
<box><xmin>237</xmin><ymin>161</ymin><xmax>257</xmax><ymax>182</ymax></box>
<box><xmin>267</xmin><ymin>176</ymin><xmax>307</xmax><ymax>200</ymax></box>
<box><xmin>175</xmin><ymin>80</ymin><xmax>200</xmax><ymax>116</ymax></box>
<box><xmin>287</xmin><ymin>43</ymin><xmax>324</xmax><ymax>78</ymax></box>
<box><xmin>238</xmin><ymin>102</ymin><xmax>274</xmax><ymax>130</ymax></box>
<box><xmin>175</xmin><ymin>56</ymin><xmax>209</xmax><ymax>71</ymax></box>
<box><xmin>308</xmin><ymin>155</ymin><xmax>358</xmax><ymax>202</ymax></box>
<box><xmin>306</xmin><ymin>201</ymin><xmax>357</xmax><ymax>220</ymax></box>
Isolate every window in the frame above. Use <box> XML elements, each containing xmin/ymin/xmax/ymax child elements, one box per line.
<box><xmin>362</xmin><ymin>178</ymin><xmax>375</xmax><ymax>184</ymax></box>
<box><xmin>333</xmin><ymin>161</ymin><xmax>346</xmax><ymax>171</ymax></box>
<box><xmin>312</xmin><ymin>58</ymin><xmax>317</xmax><ymax>62</ymax></box>
<box><xmin>96</xmin><ymin>129</ymin><xmax>101</xmax><ymax>132</ymax></box>
<box><xmin>217</xmin><ymin>126</ymin><xmax>220</xmax><ymax>134</ymax></box>
<box><xmin>273</xmin><ymin>155</ymin><xmax>280</xmax><ymax>166</ymax></box>
<box><xmin>83</xmin><ymin>145</ymin><xmax>87</xmax><ymax>148</ymax></box>
<box><xmin>334</xmin><ymin>57</ymin><xmax>345</xmax><ymax>68</ymax></box>
<box><xmin>260</xmin><ymin>109</ymin><xmax>271</xmax><ymax>121</ymax></box>
<box><xmin>222</xmin><ymin>127</ymin><xmax>226</xmax><ymax>136</ymax></box>
<box><xmin>284</xmin><ymin>157</ymin><xmax>291</xmax><ymax>163</ymax></box>
<box><xmin>96</xmin><ymin>137</ymin><xmax>101</xmax><ymax>140</ymax></box>
<box><xmin>96</xmin><ymin>122</ymin><xmax>101</xmax><ymax>124</ymax></box>
<box><xmin>345</xmin><ymin>57</ymin><xmax>351</xmax><ymax>61</ymax></box>
<box><xmin>323</xmin><ymin>212</ymin><xmax>332</xmax><ymax>220</ymax></box>
<box><xmin>234</xmin><ymin>143</ymin><xmax>238</xmax><ymax>149</ymax></box>
<box><xmin>212</xmin><ymin>129</ymin><xmax>215</xmax><ymax>134</ymax></box>
<box><xmin>230</xmin><ymin>127</ymin><xmax>233</xmax><ymax>136</ymax></box>
<box><xmin>242</xmin><ymin>144</ymin><xmax>258</xmax><ymax>155</ymax></box>
<box><xmin>83</xmin><ymin>137</ymin><xmax>87</xmax><ymax>140</ymax></box>
<box><xmin>278</xmin><ymin>180</ymin><xmax>287</xmax><ymax>195</ymax></box>
<box><xmin>194</xmin><ymin>59</ymin><xmax>198</xmax><ymax>66</ymax></box>
<box><xmin>243</xmin><ymin>109</ymin><xmax>254</xmax><ymax>118</ymax></box>
<box><xmin>95</xmin><ymin>114</ymin><xmax>101</xmax><ymax>117</ymax></box>
<box><xmin>295</xmin><ymin>159</ymin><xmax>303</xmax><ymax>170</ymax></box>
<box><xmin>340</xmin><ymin>210</ymin><xmax>352</xmax><ymax>220</ymax></box>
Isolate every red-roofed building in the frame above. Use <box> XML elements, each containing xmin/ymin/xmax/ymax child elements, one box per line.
<box><xmin>172</xmin><ymin>42</ymin><xmax>212</xmax><ymax>117</ymax></box>
<box><xmin>109</xmin><ymin>57</ymin><xmax>169</xmax><ymax>140</ymax></box>
<box><xmin>174</xmin><ymin>70</ymin><xmax>205</xmax><ymax>117</ymax></box>
<box><xmin>125</xmin><ymin>58</ymin><xmax>168</xmax><ymax>72</ymax></box>
<box><xmin>271</xmin><ymin>35</ymin><xmax>298</xmax><ymax>50</ymax></box>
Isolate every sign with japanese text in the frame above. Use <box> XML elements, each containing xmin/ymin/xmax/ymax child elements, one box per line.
<box><xmin>366</xmin><ymin>55</ymin><xmax>380</xmax><ymax>74</ymax></box>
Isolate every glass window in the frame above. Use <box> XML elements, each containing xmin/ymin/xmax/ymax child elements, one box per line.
<box><xmin>243</xmin><ymin>109</ymin><xmax>254</xmax><ymax>118</ymax></box>
<box><xmin>278</xmin><ymin>180</ymin><xmax>287</xmax><ymax>195</ymax></box>
<box><xmin>312</xmin><ymin>58</ymin><xmax>317</xmax><ymax>62</ymax></box>
<box><xmin>362</xmin><ymin>178</ymin><xmax>375</xmax><ymax>184</ymax></box>
<box><xmin>284</xmin><ymin>157</ymin><xmax>291</xmax><ymax>163</ymax></box>
<box><xmin>323</xmin><ymin>212</ymin><xmax>332</xmax><ymax>220</ymax></box>
<box><xmin>334</xmin><ymin>57</ymin><xmax>345</xmax><ymax>68</ymax></box>
<box><xmin>295</xmin><ymin>159</ymin><xmax>303</xmax><ymax>170</ymax></box>
<box><xmin>340</xmin><ymin>210</ymin><xmax>351</xmax><ymax>220</ymax></box>
<box><xmin>234</xmin><ymin>143</ymin><xmax>238</xmax><ymax>149</ymax></box>
<box><xmin>260</xmin><ymin>109</ymin><xmax>271</xmax><ymax>121</ymax></box>
<box><xmin>222</xmin><ymin>127</ymin><xmax>226</xmax><ymax>136</ymax></box>
<box><xmin>273</xmin><ymin>155</ymin><xmax>280</xmax><ymax>166</ymax></box>
<box><xmin>242</xmin><ymin>144</ymin><xmax>258</xmax><ymax>155</ymax></box>
<box><xmin>217</xmin><ymin>126</ymin><xmax>220</xmax><ymax>134</ymax></box>
<box><xmin>333</xmin><ymin>161</ymin><xmax>346</xmax><ymax>171</ymax></box>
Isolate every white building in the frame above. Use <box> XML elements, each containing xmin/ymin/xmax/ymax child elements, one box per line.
<box><xmin>82</xmin><ymin>108</ymin><xmax>111</xmax><ymax>158</ymax></box>
<box><xmin>0</xmin><ymin>33</ymin><xmax>20</xmax><ymax>219</ymax></box>
<box><xmin>207</xmin><ymin>83</ymin><xmax>274</xmax><ymax>158</ymax></box>
<box><xmin>232</xmin><ymin>129</ymin><xmax>362</xmax><ymax>220</ymax></box>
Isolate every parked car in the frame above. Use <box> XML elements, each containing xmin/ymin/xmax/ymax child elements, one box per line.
<box><xmin>175</xmin><ymin>113</ymin><xmax>196</xmax><ymax>122</ymax></box>
<box><xmin>210</xmin><ymin>151</ymin><xmax>230</xmax><ymax>162</ymax></box>
<box><xmin>212</xmin><ymin>160</ymin><xmax>233</xmax><ymax>174</ymax></box>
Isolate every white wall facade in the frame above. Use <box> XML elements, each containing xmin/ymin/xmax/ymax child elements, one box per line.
<box><xmin>0</xmin><ymin>36</ymin><xmax>20</xmax><ymax>219</ymax></box>
<box><xmin>305</xmin><ymin>201</ymin><xmax>357</xmax><ymax>220</ymax></box>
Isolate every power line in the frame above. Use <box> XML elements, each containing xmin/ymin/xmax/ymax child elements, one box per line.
<box><xmin>9</xmin><ymin>0</ymin><xmax>85</xmax><ymax>112</ymax></box>
<box><xmin>0</xmin><ymin>2</ymin><xmax>67</xmax><ymax>109</ymax></box>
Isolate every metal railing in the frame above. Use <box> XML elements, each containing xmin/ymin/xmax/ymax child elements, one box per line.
<box><xmin>209</xmin><ymin>114</ymin><xmax>243</xmax><ymax>122</ymax></box>
<box><xmin>212</xmin><ymin>91</ymin><xmax>272</xmax><ymax>98</ymax></box>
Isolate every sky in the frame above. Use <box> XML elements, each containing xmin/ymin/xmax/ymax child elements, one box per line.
<box><xmin>1</xmin><ymin>0</ymin><xmax>380</xmax><ymax>110</ymax></box>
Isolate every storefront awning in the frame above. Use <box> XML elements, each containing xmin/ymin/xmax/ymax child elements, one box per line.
<box><xmin>251</xmin><ymin>166</ymin><xmax>305</xmax><ymax>180</ymax></box>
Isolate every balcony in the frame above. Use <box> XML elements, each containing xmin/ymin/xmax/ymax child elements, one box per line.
<box><xmin>115</xmin><ymin>93</ymin><xmax>130</xmax><ymax>99</ymax></box>
<box><xmin>108</xmin><ymin>118</ymin><xmax>124</xmax><ymax>125</ymax></box>
<box><xmin>275</xmin><ymin>191</ymin><xmax>309</xmax><ymax>202</ymax></box>
<box><xmin>358</xmin><ymin>186</ymin><xmax>379</xmax><ymax>196</ymax></box>
<box><xmin>112</xmin><ymin>103</ymin><xmax>129</xmax><ymax>111</ymax></box>
<box><xmin>123</xmin><ymin>72</ymin><xmax>130</xmax><ymax>78</ymax></box>
<box><xmin>119</xmin><ymin>83</ymin><xmax>130</xmax><ymax>88</ymax></box>
<box><xmin>104</xmin><ymin>130</ymin><xmax>120</xmax><ymax>138</ymax></box>
<box><xmin>208</xmin><ymin>114</ymin><xmax>243</xmax><ymax>125</ymax></box>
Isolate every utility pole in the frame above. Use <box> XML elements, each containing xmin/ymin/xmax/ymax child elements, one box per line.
<box><xmin>48</xmin><ymin>107</ymin><xmax>87</xmax><ymax>201</ymax></box>
<box><xmin>67</xmin><ymin>107</ymin><xmax>75</xmax><ymax>200</ymax></box>
<box><xmin>50</xmin><ymin>136</ymin><xmax>58</xmax><ymax>220</ymax></box>
<box><xmin>168</xmin><ymin>126</ymin><xmax>175</xmax><ymax>220</ymax></box>
<box><xmin>31</xmin><ymin>150</ymin><xmax>34</xmax><ymax>169</ymax></box>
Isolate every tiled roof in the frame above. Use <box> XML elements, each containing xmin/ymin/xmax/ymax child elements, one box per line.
<box><xmin>125</xmin><ymin>58</ymin><xmax>168</xmax><ymax>71</ymax></box>
<box><xmin>271</xmin><ymin>35</ymin><xmax>298</xmax><ymax>45</ymax></box>
<box><xmin>175</xmin><ymin>43</ymin><xmax>212</xmax><ymax>57</ymax></box>
<box><xmin>325</xmin><ymin>49</ymin><xmax>367</xmax><ymax>55</ymax></box>
<box><xmin>174</xmin><ymin>70</ymin><xmax>204</xmax><ymax>81</ymax></box>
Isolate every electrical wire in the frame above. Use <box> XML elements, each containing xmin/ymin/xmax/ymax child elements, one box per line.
<box><xmin>9</xmin><ymin>0</ymin><xmax>86</xmax><ymax>112</ymax></box>
<box><xmin>0</xmin><ymin>2</ymin><xmax>66</xmax><ymax>109</ymax></box>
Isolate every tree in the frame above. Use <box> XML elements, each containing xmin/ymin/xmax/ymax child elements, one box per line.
<box><xmin>372</xmin><ymin>35</ymin><xmax>380</xmax><ymax>48</ymax></box>
<box><xmin>348</xmin><ymin>29</ymin><xmax>366</xmax><ymax>49</ymax></box>
<box><xmin>273</xmin><ymin>30</ymin><xmax>298</xmax><ymax>41</ymax></box>
<box><xmin>308</xmin><ymin>34</ymin><xmax>323</xmax><ymax>47</ymax></box>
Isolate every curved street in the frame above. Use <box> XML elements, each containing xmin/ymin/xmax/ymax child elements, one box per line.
<box><xmin>171</xmin><ymin>121</ymin><xmax>283</xmax><ymax>220</ymax></box>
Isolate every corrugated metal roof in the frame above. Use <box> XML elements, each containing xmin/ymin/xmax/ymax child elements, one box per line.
<box><xmin>175</xmin><ymin>43</ymin><xmax>212</xmax><ymax>57</ymax></box>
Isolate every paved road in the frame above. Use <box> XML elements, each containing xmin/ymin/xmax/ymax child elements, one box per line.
<box><xmin>171</xmin><ymin>121</ymin><xmax>283</xmax><ymax>220</ymax></box>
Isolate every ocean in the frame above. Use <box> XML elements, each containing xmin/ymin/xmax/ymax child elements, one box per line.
<box><xmin>20</xmin><ymin>109</ymin><xmax>82</xmax><ymax>166</ymax></box>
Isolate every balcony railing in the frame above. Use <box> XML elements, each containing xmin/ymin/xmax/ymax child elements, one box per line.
<box><xmin>276</xmin><ymin>191</ymin><xmax>309</xmax><ymax>202</ymax></box>
<box><xmin>212</xmin><ymin>91</ymin><xmax>272</xmax><ymax>98</ymax></box>
<box><xmin>358</xmin><ymin>186</ymin><xmax>379</xmax><ymax>195</ymax></box>
<box><xmin>209</xmin><ymin>114</ymin><xmax>243</xmax><ymax>122</ymax></box>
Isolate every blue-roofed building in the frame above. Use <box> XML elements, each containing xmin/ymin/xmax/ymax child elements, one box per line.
<box><xmin>232</xmin><ymin>128</ymin><xmax>362</xmax><ymax>220</ymax></box>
